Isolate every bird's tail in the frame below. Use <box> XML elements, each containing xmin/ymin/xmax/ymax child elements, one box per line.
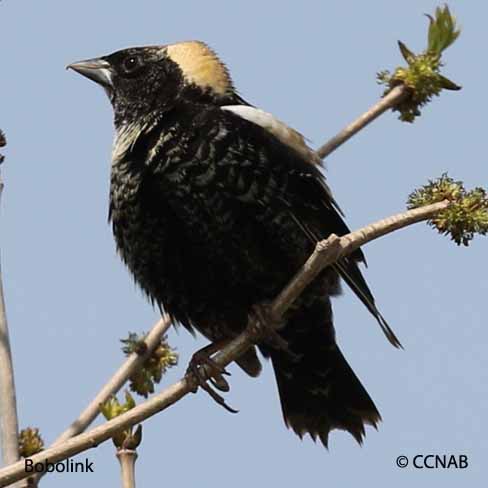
<box><xmin>261</xmin><ymin>300</ymin><xmax>380</xmax><ymax>447</ymax></box>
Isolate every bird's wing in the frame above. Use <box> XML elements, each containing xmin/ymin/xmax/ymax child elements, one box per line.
<box><xmin>222</xmin><ymin>105</ymin><xmax>322</xmax><ymax>165</ymax></box>
<box><xmin>221</xmin><ymin>105</ymin><xmax>343</xmax><ymax>216</ymax></box>
<box><xmin>216</xmin><ymin>107</ymin><xmax>402</xmax><ymax>348</ymax></box>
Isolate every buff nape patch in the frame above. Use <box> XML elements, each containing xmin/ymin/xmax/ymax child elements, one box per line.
<box><xmin>166</xmin><ymin>41</ymin><xmax>234</xmax><ymax>96</ymax></box>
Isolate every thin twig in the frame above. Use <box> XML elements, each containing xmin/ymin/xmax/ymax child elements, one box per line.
<box><xmin>316</xmin><ymin>85</ymin><xmax>409</xmax><ymax>159</ymax></box>
<box><xmin>0</xmin><ymin>147</ymin><xmax>22</xmax><ymax>485</ymax></box>
<box><xmin>0</xmin><ymin>199</ymin><xmax>450</xmax><ymax>488</ymax></box>
<box><xmin>54</xmin><ymin>316</ymin><xmax>170</xmax><ymax>444</ymax></box>
<box><xmin>117</xmin><ymin>450</ymin><xmax>137</xmax><ymax>488</ymax></box>
<box><xmin>31</xmin><ymin>316</ymin><xmax>171</xmax><ymax>484</ymax></box>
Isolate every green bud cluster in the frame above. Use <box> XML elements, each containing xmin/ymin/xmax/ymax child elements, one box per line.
<box><xmin>121</xmin><ymin>332</ymin><xmax>178</xmax><ymax>398</ymax></box>
<box><xmin>377</xmin><ymin>5</ymin><xmax>461</xmax><ymax>122</ymax></box>
<box><xmin>408</xmin><ymin>174</ymin><xmax>488</xmax><ymax>245</ymax></box>
<box><xmin>18</xmin><ymin>427</ymin><xmax>44</xmax><ymax>457</ymax></box>
<box><xmin>100</xmin><ymin>392</ymin><xmax>142</xmax><ymax>449</ymax></box>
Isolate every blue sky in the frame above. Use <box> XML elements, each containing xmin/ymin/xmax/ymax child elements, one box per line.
<box><xmin>0</xmin><ymin>1</ymin><xmax>486</xmax><ymax>486</ymax></box>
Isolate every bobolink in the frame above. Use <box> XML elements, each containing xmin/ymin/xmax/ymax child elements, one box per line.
<box><xmin>68</xmin><ymin>41</ymin><xmax>399</xmax><ymax>447</ymax></box>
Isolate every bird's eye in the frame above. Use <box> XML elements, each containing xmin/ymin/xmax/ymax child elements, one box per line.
<box><xmin>122</xmin><ymin>55</ymin><xmax>142</xmax><ymax>75</ymax></box>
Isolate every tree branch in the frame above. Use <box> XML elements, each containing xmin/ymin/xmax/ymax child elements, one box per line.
<box><xmin>53</xmin><ymin>316</ymin><xmax>171</xmax><ymax>444</ymax></box>
<box><xmin>316</xmin><ymin>85</ymin><xmax>409</xmax><ymax>159</ymax></box>
<box><xmin>30</xmin><ymin>316</ymin><xmax>171</xmax><ymax>485</ymax></box>
<box><xmin>117</xmin><ymin>450</ymin><xmax>137</xmax><ymax>488</ymax></box>
<box><xmin>0</xmin><ymin>139</ymin><xmax>22</xmax><ymax>485</ymax></box>
<box><xmin>0</xmin><ymin>199</ymin><xmax>450</xmax><ymax>488</ymax></box>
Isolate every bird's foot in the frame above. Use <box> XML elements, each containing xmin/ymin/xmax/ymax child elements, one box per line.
<box><xmin>186</xmin><ymin>342</ymin><xmax>238</xmax><ymax>414</ymax></box>
<box><xmin>248</xmin><ymin>303</ymin><xmax>300</xmax><ymax>362</ymax></box>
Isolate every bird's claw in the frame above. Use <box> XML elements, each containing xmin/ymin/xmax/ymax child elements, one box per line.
<box><xmin>186</xmin><ymin>348</ymin><xmax>238</xmax><ymax>414</ymax></box>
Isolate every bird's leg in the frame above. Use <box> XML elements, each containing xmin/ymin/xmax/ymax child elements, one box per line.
<box><xmin>248</xmin><ymin>302</ymin><xmax>287</xmax><ymax>348</ymax></box>
<box><xmin>248</xmin><ymin>302</ymin><xmax>301</xmax><ymax>362</ymax></box>
<box><xmin>186</xmin><ymin>340</ymin><xmax>238</xmax><ymax>414</ymax></box>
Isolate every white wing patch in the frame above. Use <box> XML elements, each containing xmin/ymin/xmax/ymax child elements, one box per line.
<box><xmin>221</xmin><ymin>105</ymin><xmax>322</xmax><ymax>166</ymax></box>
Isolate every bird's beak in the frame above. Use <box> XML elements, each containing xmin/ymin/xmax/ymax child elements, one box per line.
<box><xmin>67</xmin><ymin>58</ymin><xmax>113</xmax><ymax>89</ymax></box>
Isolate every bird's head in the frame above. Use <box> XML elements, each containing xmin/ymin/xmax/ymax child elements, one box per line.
<box><xmin>68</xmin><ymin>41</ymin><xmax>240</xmax><ymax>124</ymax></box>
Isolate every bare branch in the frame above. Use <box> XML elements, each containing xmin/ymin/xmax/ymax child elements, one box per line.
<box><xmin>316</xmin><ymin>85</ymin><xmax>409</xmax><ymax>159</ymax></box>
<box><xmin>0</xmin><ymin>200</ymin><xmax>450</xmax><ymax>488</ymax></box>
<box><xmin>30</xmin><ymin>317</ymin><xmax>171</xmax><ymax>485</ymax></box>
<box><xmin>0</xmin><ymin>139</ymin><xmax>22</xmax><ymax>483</ymax></box>
<box><xmin>54</xmin><ymin>316</ymin><xmax>171</xmax><ymax>444</ymax></box>
<box><xmin>117</xmin><ymin>450</ymin><xmax>137</xmax><ymax>488</ymax></box>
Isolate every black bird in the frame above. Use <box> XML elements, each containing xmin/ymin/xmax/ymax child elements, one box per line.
<box><xmin>68</xmin><ymin>41</ymin><xmax>400</xmax><ymax>447</ymax></box>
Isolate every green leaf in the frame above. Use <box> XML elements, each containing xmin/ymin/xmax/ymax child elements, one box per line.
<box><xmin>427</xmin><ymin>5</ymin><xmax>460</xmax><ymax>55</ymax></box>
<box><xmin>124</xmin><ymin>391</ymin><xmax>136</xmax><ymax>410</ymax></box>
<box><xmin>439</xmin><ymin>75</ymin><xmax>461</xmax><ymax>91</ymax></box>
<box><xmin>398</xmin><ymin>41</ymin><xmax>415</xmax><ymax>64</ymax></box>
